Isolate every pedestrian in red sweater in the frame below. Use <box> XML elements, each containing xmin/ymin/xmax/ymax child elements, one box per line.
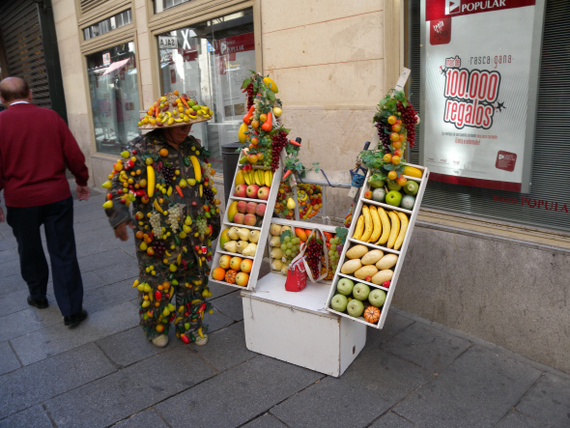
<box><xmin>0</xmin><ymin>76</ymin><xmax>90</xmax><ymax>328</ymax></box>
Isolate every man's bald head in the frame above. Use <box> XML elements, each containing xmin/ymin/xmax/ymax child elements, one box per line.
<box><xmin>0</xmin><ymin>77</ymin><xmax>31</xmax><ymax>105</ymax></box>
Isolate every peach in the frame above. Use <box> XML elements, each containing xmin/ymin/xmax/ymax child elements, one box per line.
<box><xmin>246</xmin><ymin>201</ymin><xmax>258</xmax><ymax>214</ymax></box>
<box><xmin>218</xmin><ymin>254</ymin><xmax>231</xmax><ymax>269</ymax></box>
<box><xmin>232</xmin><ymin>213</ymin><xmax>245</xmax><ymax>224</ymax></box>
<box><xmin>244</xmin><ymin>213</ymin><xmax>257</xmax><ymax>226</ymax></box>
<box><xmin>236</xmin><ymin>200</ymin><xmax>248</xmax><ymax>213</ymax></box>
<box><xmin>255</xmin><ymin>203</ymin><xmax>266</xmax><ymax>217</ymax></box>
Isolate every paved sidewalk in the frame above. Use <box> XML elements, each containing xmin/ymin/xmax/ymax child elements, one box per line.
<box><xmin>0</xmin><ymin>188</ymin><xmax>569</xmax><ymax>428</ymax></box>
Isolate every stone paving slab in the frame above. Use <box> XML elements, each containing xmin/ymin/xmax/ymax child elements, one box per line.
<box><xmin>44</xmin><ymin>346</ymin><xmax>216</xmax><ymax>428</ymax></box>
<box><xmin>191</xmin><ymin>322</ymin><xmax>256</xmax><ymax>372</ymax></box>
<box><xmin>370</xmin><ymin>411</ymin><xmax>415</xmax><ymax>427</ymax></box>
<box><xmin>392</xmin><ymin>344</ymin><xmax>542</xmax><ymax>427</ymax></box>
<box><xmin>515</xmin><ymin>372</ymin><xmax>570</xmax><ymax>427</ymax></box>
<box><xmin>0</xmin><ymin>405</ymin><xmax>53</xmax><ymax>428</ymax></box>
<box><xmin>155</xmin><ymin>355</ymin><xmax>323</xmax><ymax>427</ymax></box>
<box><xmin>0</xmin><ymin>340</ymin><xmax>21</xmax><ymax>375</ymax></box>
<box><xmin>10</xmin><ymin>301</ymin><xmax>139</xmax><ymax>365</ymax></box>
<box><xmin>112</xmin><ymin>409</ymin><xmax>170</xmax><ymax>428</ymax></box>
<box><xmin>211</xmin><ymin>290</ymin><xmax>245</xmax><ymax>322</ymax></box>
<box><xmin>0</xmin><ymin>343</ymin><xmax>116</xmax><ymax>419</ymax></box>
<box><xmin>270</xmin><ymin>347</ymin><xmax>432</xmax><ymax>428</ymax></box>
<box><xmin>495</xmin><ymin>410</ymin><xmax>550</xmax><ymax>428</ymax></box>
<box><xmin>241</xmin><ymin>412</ymin><xmax>289</xmax><ymax>427</ymax></box>
<box><xmin>379</xmin><ymin>319</ymin><xmax>473</xmax><ymax>373</ymax></box>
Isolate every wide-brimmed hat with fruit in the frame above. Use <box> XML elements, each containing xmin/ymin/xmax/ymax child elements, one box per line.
<box><xmin>138</xmin><ymin>90</ymin><xmax>213</xmax><ymax>129</ymax></box>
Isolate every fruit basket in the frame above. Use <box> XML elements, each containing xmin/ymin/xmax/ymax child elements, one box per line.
<box><xmin>266</xmin><ymin>217</ymin><xmax>347</xmax><ymax>284</ymax></box>
<box><xmin>209</xmin><ymin>161</ymin><xmax>283</xmax><ymax>290</ymax></box>
<box><xmin>325</xmin><ymin>163</ymin><xmax>429</xmax><ymax>328</ymax></box>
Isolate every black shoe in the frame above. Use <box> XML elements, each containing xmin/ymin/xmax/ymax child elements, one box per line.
<box><xmin>64</xmin><ymin>309</ymin><xmax>88</xmax><ymax>328</ymax></box>
<box><xmin>27</xmin><ymin>296</ymin><xmax>49</xmax><ymax>309</ymax></box>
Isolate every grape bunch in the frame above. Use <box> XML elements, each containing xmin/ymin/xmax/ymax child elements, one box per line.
<box><xmin>270</xmin><ymin>131</ymin><xmax>288</xmax><ymax>172</ymax></box>
<box><xmin>149</xmin><ymin>212</ymin><xmax>163</xmax><ymax>238</ymax></box>
<box><xmin>152</xmin><ymin>240</ymin><xmax>166</xmax><ymax>259</ymax></box>
<box><xmin>195</xmin><ymin>216</ymin><xmax>208</xmax><ymax>237</ymax></box>
<box><xmin>167</xmin><ymin>204</ymin><xmax>181</xmax><ymax>233</ymax></box>
<box><xmin>305</xmin><ymin>237</ymin><xmax>323</xmax><ymax>279</ymax></box>
<box><xmin>244</xmin><ymin>82</ymin><xmax>254</xmax><ymax>109</ymax></box>
<box><xmin>327</xmin><ymin>235</ymin><xmax>343</xmax><ymax>271</ymax></box>
<box><xmin>203</xmin><ymin>186</ymin><xmax>215</xmax><ymax>204</ymax></box>
<box><xmin>397</xmin><ymin>101</ymin><xmax>418</xmax><ymax>149</ymax></box>
<box><xmin>162</xmin><ymin>165</ymin><xmax>176</xmax><ymax>186</ymax></box>
<box><xmin>280</xmin><ymin>234</ymin><xmax>301</xmax><ymax>265</ymax></box>
<box><xmin>375</xmin><ymin>121</ymin><xmax>392</xmax><ymax>154</ymax></box>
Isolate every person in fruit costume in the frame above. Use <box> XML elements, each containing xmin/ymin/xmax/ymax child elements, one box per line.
<box><xmin>104</xmin><ymin>91</ymin><xmax>221</xmax><ymax>348</ymax></box>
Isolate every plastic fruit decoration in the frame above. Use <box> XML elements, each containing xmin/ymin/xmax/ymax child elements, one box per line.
<box><xmin>363</xmin><ymin>305</ymin><xmax>381</xmax><ymax>324</ymax></box>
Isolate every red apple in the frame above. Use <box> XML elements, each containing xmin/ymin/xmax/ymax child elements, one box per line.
<box><xmin>246</xmin><ymin>201</ymin><xmax>258</xmax><ymax>214</ymax></box>
<box><xmin>246</xmin><ymin>184</ymin><xmax>260</xmax><ymax>199</ymax></box>
<box><xmin>236</xmin><ymin>200</ymin><xmax>248</xmax><ymax>213</ymax></box>
<box><xmin>232</xmin><ymin>213</ymin><xmax>245</xmax><ymax>224</ymax></box>
<box><xmin>257</xmin><ymin>186</ymin><xmax>270</xmax><ymax>200</ymax></box>
<box><xmin>255</xmin><ymin>203</ymin><xmax>266</xmax><ymax>217</ymax></box>
<box><xmin>244</xmin><ymin>213</ymin><xmax>257</xmax><ymax>226</ymax></box>
<box><xmin>234</xmin><ymin>184</ymin><xmax>248</xmax><ymax>198</ymax></box>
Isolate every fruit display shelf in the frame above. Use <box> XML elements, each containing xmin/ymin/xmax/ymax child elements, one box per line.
<box><xmin>208</xmin><ymin>159</ymin><xmax>283</xmax><ymax>291</ymax></box>
<box><xmin>325</xmin><ymin>163</ymin><xmax>430</xmax><ymax>329</ymax></box>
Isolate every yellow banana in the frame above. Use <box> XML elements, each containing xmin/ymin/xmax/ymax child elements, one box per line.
<box><xmin>375</xmin><ymin>206</ymin><xmax>391</xmax><ymax>246</ymax></box>
<box><xmin>387</xmin><ymin>211</ymin><xmax>401</xmax><ymax>249</ymax></box>
<box><xmin>403</xmin><ymin>165</ymin><xmax>423</xmax><ymax>178</ymax></box>
<box><xmin>394</xmin><ymin>212</ymin><xmax>409</xmax><ymax>250</ymax></box>
<box><xmin>147</xmin><ymin>165</ymin><xmax>155</xmax><ymax>197</ymax></box>
<box><xmin>255</xmin><ymin>170</ymin><xmax>262</xmax><ymax>186</ymax></box>
<box><xmin>368</xmin><ymin>205</ymin><xmax>382</xmax><ymax>243</ymax></box>
<box><xmin>190</xmin><ymin>155</ymin><xmax>202</xmax><ymax>182</ymax></box>
<box><xmin>265</xmin><ymin>170</ymin><xmax>272</xmax><ymax>187</ymax></box>
<box><xmin>153</xmin><ymin>198</ymin><xmax>164</xmax><ymax>214</ymax></box>
<box><xmin>244</xmin><ymin>170</ymin><xmax>252</xmax><ymax>185</ymax></box>
<box><xmin>360</xmin><ymin>205</ymin><xmax>373</xmax><ymax>242</ymax></box>
<box><xmin>199</xmin><ymin>184</ymin><xmax>203</xmax><ymax>197</ymax></box>
<box><xmin>352</xmin><ymin>215</ymin><xmax>365</xmax><ymax>241</ymax></box>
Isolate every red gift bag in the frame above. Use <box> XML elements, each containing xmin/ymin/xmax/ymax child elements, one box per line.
<box><xmin>284</xmin><ymin>252</ymin><xmax>307</xmax><ymax>292</ymax></box>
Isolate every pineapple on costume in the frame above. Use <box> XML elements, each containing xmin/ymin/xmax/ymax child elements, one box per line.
<box><xmin>103</xmin><ymin>91</ymin><xmax>221</xmax><ymax>347</ymax></box>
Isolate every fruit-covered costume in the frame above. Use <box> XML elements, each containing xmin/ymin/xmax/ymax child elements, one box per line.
<box><xmin>104</xmin><ymin>92</ymin><xmax>221</xmax><ymax>344</ymax></box>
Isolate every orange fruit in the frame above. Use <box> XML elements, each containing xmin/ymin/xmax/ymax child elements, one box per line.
<box><xmin>391</xmin><ymin>156</ymin><xmax>401</xmax><ymax>165</ymax></box>
<box><xmin>212</xmin><ymin>267</ymin><xmax>226</xmax><ymax>281</ymax></box>
<box><xmin>391</xmin><ymin>124</ymin><xmax>401</xmax><ymax>132</ymax></box>
<box><xmin>156</xmin><ymin>324</ymin><xmax>165</xmax><ymax>333</ymax></box>
<box><xmin>135</xmin><ymin>231</ymin><xmax>144</xmax><ymax>239</ymax></box>
<box><xmin>383</xmin><ymin>153</ymin><xmax>392</xmax><ymax>163</ymax></box>
<box><xmin>388</xmin><ymin>170</ymin><xmax>398</xmax><ymax>180</ymax></box>
<box><xmin>387</xmin><ymin>115</ymin><xmax>397</xmax><ymax>125</ymax></box>
<box><xmin>159</xmin><ymin>148</ymin><xmax>169</xmax><ymax>157</ymax></box>
<box><xmin>391</xmin><ymin>141</ymin><xmax>402</xmax><ymax>150</ymax></box>
<box><xmin>390</xmin><ymin>132</ymin><xmax>400</xmax><ymax>142</ymax></box>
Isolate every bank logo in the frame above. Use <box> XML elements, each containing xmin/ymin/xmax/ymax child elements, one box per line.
<box><xmin>445</xmin><ymin>0</ymin><xmax>461</xmax><ymax>14</ymax></box>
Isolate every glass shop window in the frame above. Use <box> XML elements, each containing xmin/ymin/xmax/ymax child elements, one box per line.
<box><xmin>157</xmin><ymin>8</ymin><xmax>255</xmax><ymax>171</ymax></box>
<box><xmin>86</xmin><ymin>43</ymin><xmax>140</xmax><ymax>156</ymax></box>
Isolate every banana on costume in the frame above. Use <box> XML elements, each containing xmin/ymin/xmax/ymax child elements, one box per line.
<box><xmin>103</xmin><ymin>91</ymin><xmax>221</xmax><ymax>344</ymax></box>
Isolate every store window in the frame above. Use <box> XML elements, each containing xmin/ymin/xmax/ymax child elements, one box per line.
<box><xmin>86</xmin><ymin>43</ymin><xmax>140</xmax><ymax>155</ymax></box>
<box><xmin>157</xmin><ymin>8</ymin><xmax>255</xmax><ymax>171</ymax></box>
<box><xmin>406</xmin><ymin>0</ymin><xmax>570</xmax><ymax>233</ymax></box>
<box><xmin>154</xmin><ymin>0</ymin><xmax>191</xmax><ymax>13</ymax></box>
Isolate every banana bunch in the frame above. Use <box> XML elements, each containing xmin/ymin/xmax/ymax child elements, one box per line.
<box><xmin>243</xmin><ymin>169</ymin><xmax>273</xmax><ymax>187</ymax></box>
<box><xmin>352</xmin><ymin>204</ymin><xmax>409</xmax><ymax>250</ymax></box>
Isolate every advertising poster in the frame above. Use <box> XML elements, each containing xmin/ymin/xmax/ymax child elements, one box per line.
<box><xmin>420</xmin><ymin>0</ymin><xmax>545</xmax><ymax>192</ymax></box>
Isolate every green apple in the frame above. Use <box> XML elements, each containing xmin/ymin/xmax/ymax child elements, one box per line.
<box><xmin>385</xmin><ymin>190</ymin><xmax>403</xmax><ymax>207</ymax></box>
<box><xmin>346</xmin><ymin>299</ymin><xmax>365</xmax><ymax>317</ymax></box>
<box><xmin>368</xmin><ymin>288</ymin><xmax>386</xmax><ymax>307</ymax></box>
<box><xmin>386</xmin><ymin>179</ymin><xmax>402</xmax><ymax>191</ymax></box>
<box><xmin>401</xmin><ymin>194</ymin><xmax>415</xmax><ymax>210</ymax></box>
<box><xmin>403</xmin><ymin>180</ymin><xmax>419</xmax><ymax>195</ymax></box>
<box><xmin>372</xmin><ymin>188</ymin><xmax>386</xmax><ymax>203</ymax></box>
<box><xmin>352</xmin><ymin>282</ymin><xmax>370</xmax><ymax>301</ymax></box>
<box><xmin>336</xmin><ymin>278</ymin><xmax>354</xmax><ymax>296</ymax></box>
<box><xmin>369</xmin><ymin>178</ymin><xmax>385</xmax><ymax>189</ymax></box>
<box><xmin>330</xmin><ymin>294</ymin><xmax>348</xmax><ymax>312</ymax></box>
